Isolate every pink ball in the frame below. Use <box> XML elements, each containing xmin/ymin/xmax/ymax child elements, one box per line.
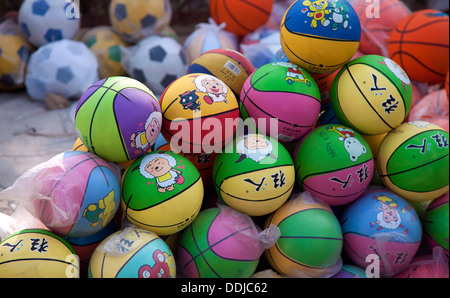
<box><xmin>393</xmin><ymin>252</ymin><xmax>449</xmax><ymax>278</ymax></box>
<box><xmin>31</xmin><ymin>151</ymin><xmax>121</xmax><ymax>238</ymax></box>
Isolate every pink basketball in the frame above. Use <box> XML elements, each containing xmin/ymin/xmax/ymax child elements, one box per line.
<box><xmin>240</xmin><ymin>62</ymin><xmax>321</xmax><ymax>143</ymax></box>
<box><xmin>176</xmin><ymin>207</ymin><xmax>267</xmax><ymax>278</ymax></box>
<box><xmin>31</xmin><ymin>151</ymin><xmax>121</xmax><ymax>238</ymax></box>
<box><xmin>393</xmin><ymin>253</ymin><xmax>449</xmax><ymax>278</ymax></box>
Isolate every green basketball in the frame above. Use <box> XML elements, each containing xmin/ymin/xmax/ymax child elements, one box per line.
<box><xmin>176</xmin><ymin>207</ymin><xmax>263</xmax><ymax>278</ymax></box>
<box><xmin>74</xmin><ymin>76</ymin><xmax>162</xmax><ymax>163</ymax></box>
<box><xmin>264</xmin><ymin>194</ymin><xmax>343</xmax><ymax>278</ymax></box>
<box><xmin>423</xmin><ymin>192</ymin><xmax>449</xmax><ymax>256</ymax></box>
<box><xmin>213</xmin><ymin>134</ymin><xmax>295</xmax><ymax>216</ymax></box>
<box><xmin>121</xmin><ymin>150</ymin><xmax>204</xmax><ymax>235</ymax></box>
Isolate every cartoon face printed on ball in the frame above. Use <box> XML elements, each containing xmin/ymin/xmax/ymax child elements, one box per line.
<box><xmin>328</xmin><ymin>126</ymin><xmax>367</xmax><ymax>162</ymax></box>
<box><xmin>235</xmin><ymin>134</ymin><xmax>277</xmax><ymax>163</ymax></box>
<box><xmin>130</xmin><ymin>110</ymin><xmax>162</xmax><ymax>155</ymax></box>
<box><xmin>194</xmin><ymin>74</ymin><xmax>229</xmax><ymax>104</ymax></box>
<box><xmin>139</xmin><ymin>152</ymin><xmax>184</xmax><ymax>193</ymax></box>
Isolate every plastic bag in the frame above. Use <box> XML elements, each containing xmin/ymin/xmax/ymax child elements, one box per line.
<box><xmin>0</xmin><ymin>204</ymin><xmax>47</xmax><ymax>243</ymax></box>
<box><xmin>393</xmin><ymin>247</ymin><xmax>449</xmax><ymax>278</ymax></box>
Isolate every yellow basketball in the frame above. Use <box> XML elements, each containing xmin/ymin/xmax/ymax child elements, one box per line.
<box><xmin>109</xmin><ymin>0</ymin><xmax>172</xmax><ymax>43</ymax></box>
<box><xmin>0</xmin><ymin>229</ymin><xmax>79</xmax><ymax>278</ymax></box>
<box><xmin>378</xmin><ymin>121</ymin><xmax>449</xmax><ymax>202</ymax></box>
<box><xmin>82</xmin><ymin>26</ymin><xmax>127</xmax><ymax>79</ymax></box>
<box><xmin>88</xmin><ymin>227</ymin><xmax>176</xmax><ymax>278</ymax></box>
<box><xmin>280</xmin><ymin>0</ymin><xmax>361</xmax><ymax>73</ymax></box>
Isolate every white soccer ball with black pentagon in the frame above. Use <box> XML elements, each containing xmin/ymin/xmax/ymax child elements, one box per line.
<box><xmin>18</xmin><ymin>0</ymin><xmax>80</xmax><ymax>48</ymax></box>
<box><xmin>122</xmin><ymin>35</ymin><xmax>188</xmax><ymax>95</ymax></box>
<box><xmin>25</xmin><ymin>39</ymin><xmax>99</xmax><ymax>101</ymax></box>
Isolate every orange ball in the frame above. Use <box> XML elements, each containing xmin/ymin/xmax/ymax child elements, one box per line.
<box><xmin>388</xmin><ymin>9</ymin><xmax>449</xmax><ymax>85</ymax></box>
<box><xmin>209</xmin><ymin>0</ymin><xmax>273</xmax><ymax>37</ymax></box>
<box><xmin>353</xmin><ymin>0</ymin><xmax>411</xmax><ymax>56</ymax></box>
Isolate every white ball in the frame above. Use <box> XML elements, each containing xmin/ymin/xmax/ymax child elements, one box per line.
<box><xmin>25</xmin><ymin>39</ymin><xmax>99</xmax><ymax>101</ymax></box>
<box><xmin>122</xmin><ymin>35</ymin><xmax>188</xmax><ymax>95</ymax></box>
<box><xmin>18</xmin><ymin>0</ymin><xmax>80</xmax><ymax>48</ymax></box>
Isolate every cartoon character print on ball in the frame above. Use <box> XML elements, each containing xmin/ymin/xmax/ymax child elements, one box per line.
<box><xmin>121</xmin><ymin>151</ymin><xmax>203</xmax><ymax>235</ymax></box>
<box><xmin>340</xmin><ymin>189</ymin><xmax>423</xmax><ymax>277</ymax></box>
<box><xmin>280</xmin><ymin>0</ymin><xmax>361</xmax><ymax>73</ymax></box>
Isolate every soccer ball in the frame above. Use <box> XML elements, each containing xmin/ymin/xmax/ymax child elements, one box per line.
<box><xmin>122</xmin><ymin>35</ymin><xmax>188</xmax><ymax>95</ymax></box>
<box><xmin>82</xmin><ymin>26</ymin><xmax>128</xmax><ymax>79</ymax></box>
<box><xmin>25</xmin><ymin>39</ymin><xmax>99</xmax><ymax>101</ymax></box>
<box><xmin>0</xmin><ymin>23</ymin><xmax>33</xmax><ymax>91</ymax></box>
<box><xmin>109</xmin><ymin>0</ymin><xmax>172</xmax><ymax>44</ymax></box>
<box><xmin>18</xmin><ymin>0</ymin><xmax>80</xmax><ymax>48</ymax></box>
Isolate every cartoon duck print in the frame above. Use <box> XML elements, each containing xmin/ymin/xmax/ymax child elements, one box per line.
<box><xmin>302</xmin><ymin>0</ymin><xmax>331</xmax><ymax>28</ymax></box>
<box><xmin>83</xmin><ymin>189</ymin><xmax>116</xmax><ymax>228</ymax></box>
<box><xmin>139</xmin><ymin>152</ymin><xmax>184</xmax><ymax>193</ymax></box>
<box><xmin>179</xmin><ymin>90</ymin><xmax>201</xmax><ymax>112</ymax></box>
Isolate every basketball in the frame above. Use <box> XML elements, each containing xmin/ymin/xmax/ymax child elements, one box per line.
<box><xmin>294</xmin><ymin>124</ymin><xmax>374</xmax><ymax>206</ymax></box>
<box><xmin>331</xmin><ymin>264</ymin><xmax>368</xmax><ymax>278</ymax></box>
<box><xmin>28</xmin><ymin>151</ymin><xmax>121</xmax><ymax>238</ymax></box>
<box><xmin>0</xmin><ymin>229</ymin><xmax>79</xmax><ymax>278</ymax></box>
<box><xmin>340</xmin><ymin>188</ymin><xmax>423</xmax><ymax>277</ymax></box>
<box><xmin>280</xmin><ymin>0</ymin><xmax>361</xmax><ymax>73</ymax></box>
<box><xmin>330</xmin><ymin>55</ymin><xmax>413</xmax><ymax>135</ymax></box>
<box><xmin>213</xmin><ymin>134</ymin><xmax>295</xmax><ymax>216</ymax></box>
<box><xmin>88</xmin><ymin>227</ymin><xmax>176</xmax><ymax>278</ymax></box>
<box><xmin>121</xmin><ymin>150</ymin><xmax>204</xmax><ymax>235</ymax></box>
<box><xmin>176</xmin><ymin>207</ymin><xmax>265</xmax><ymax>278</ymax></box>
<box><xmin>74</xmin><ymin>76</ymin><xmax>162</xmax><ymax>163</ymax></box>
<box><xmin>423</xmin><ymin>192</ymin><xmax>449</xmax><ymax>257</ymax></box>
<box><xmin>160</xmin><ymin>73</ymin><xmax>239</xmax><ymax>154</ymax></box>
<box><xmin>362</xmin><ymin>132</ymin><xmax>388</xmax><ymax>186</ymax></box>
<box><xmin>377</xmin><ymin>121</ymin><xmax>449</xmax><ymax>202</ymax></box>
<box><xmin>388</xmin><ymin>9</ymin><xmax>449</xmax><ymax>85</ymax></box>
<box><xmin>392</xmin><ymin>254</ymin><xmax>449</xmax><ymax>278</ymax></box>
<box><xmin>183</xmin><ymin>152</ymin><xmax>218</xmax><ymax>191</ymax></box>
<box><xmin>187</xmin><ymin>49</ymin><xmax>255</xmax><ymax>98</ymax></box>
<box><xmin>352</xmin><ymin>0</ymin><xmax>411</xmax><ymax>56</ymax></box>
<box><xmin>264</xmin><ymin>192</ymin><xmax>343</xmax><ymax>278</ymax></box>
<box><xmin>209</xmin><ymin>0</ymin><xmax>274</xmax><ymax>37</ymax></box>
<box><xmin>240</xmin><ymin>62</ymin><xmax>321</xmax><ymax>143</ymax></box>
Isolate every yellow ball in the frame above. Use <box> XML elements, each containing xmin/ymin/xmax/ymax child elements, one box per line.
<box><xmin>378</xmin><ymin>121</ymin><xmax>449</xmax><ymax>202</ymax></box>
<box><xmin>82</xmin><ymin>26</ymin><xmax>127</xmax><ymax>79</ymax></box>
<box><xmin>88</xmin><ymin>227</ymin><xmax>176</xmax><ymax>278</ymax></box>
<box><xmin>109</xmin><ymin>0</ymin><xmax>172</xmax><ymax>43</ymax></box>
<box><xmin>0</xmin><ymin>229</ymin><xmax>79</xmax><ymax>278</ymax></box>
<box><xmin>0</xmin><ymin>32</ymin><xmax>32</xmax><ymax>90</ymax></box>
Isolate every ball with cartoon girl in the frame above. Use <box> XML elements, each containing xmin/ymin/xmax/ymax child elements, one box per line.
<box><xmin>340</xmin><ymin>188</ymin><xmax>423</xmax><ymax>277</ymax></box>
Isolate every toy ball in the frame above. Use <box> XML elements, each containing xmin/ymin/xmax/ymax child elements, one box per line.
<box><xmin>213</xmin><ymin>134</ymin><xmax>295</xmax><ymax>216</ymax></box>
<box><xmin>160</xmin><ymin>73</ymin><xmax>239</xmax><ymax>154</ymax></box>
<box><xmin>109</xmin><ymin>0</ymin><xmax>172</xmax><ymax>44</ymax></box>
<box><xmin>423</xmin><ymin>192</ymin><xmax>449</xmax><ymax>257</ymax></box>
<box><xmin>388</xmin><ymin>9</ymin><xmax>449</xmax><ymax>85</ymax></box>
<box><xmin>209</xmin><ymin>0</ymin><xmax>274</xmax><ymax>37</ymax></box>
<box><xmin>392</xmin><ymin>253</ymin><xmax>449</xmax><ymax>278</ymax></box>
<box><xmin>27</xmin><ymin>151</ymin><xmax>121</xmax><ymax>238</ymax></box>
<box><xmin>362</xmin><ymin>132</ymin><xmax>388</xmax><ymax>186</ymax></box>
<box><xmin>280</xmin><ymin>0</ymin><xmax>361</xmax><ymax>73</ymax></box>
<box><xmin>74</xmin><ymin>76</ymin><xmax>161</xmax><ymax>163</ymax></box>
<box><xmin>121</xmin><ymin>150</ymin><xmax>204</xmax><ymax>235</ymax></box>
<box><xmin>377</xmin><ymin>121</ymin><xmax>449</xmax><ymax>202</ymax></box>
<box><xmin>177</xmin><ymin>207</ymin><xmax>268</xmax><ymax>278</ymax></box>
<box><xmin>0</xmin><ymin>229</ymin><xmax>79</xmax><ymax>278</ymax></box>
<box><xmin>320</xmin><ymin>102</ymin><xmax>343</xmax><ymax>126</ymax></box>
<box><xmin>331</xmin><ymin>264</ymin><xmax>368</xmax><ymax>278</ymax></box>
<box><xmin>25</xmin><ymin>39</ymin><xmax>98</xmax><ymax>101</ymax></box>
<box><xmin>352</xmin><ymin>0</ymin><xmax>411</xmax><ymax>56</ymax></box>
<box><xmin>330</xmin><ymin>55</ymin><xmax>412</xmax><ymax>135</ymax></box>
<box><xmin>265</xmin><ymin>192</ymin><xmax>343</xmax><ymax>278</ymax></box>
<box><xmin>0</xmin><ymin>25</ymin><xmax>32</xmax><ymax>91</ymax></box>
<box><xmin>294</xmin><ymin>124</ymin><xmax>374</xmax><ymax>206</ymax></box>
<box><xmin>122</xmin><ymin>35</ymin><xmax>188</xmax><ymax>95</ymax></box>
<box><xmin>183</xmin><ymin>152</ymin><xmax>218</xmax><ymax>191</ymax></box>
<box><xmin>240</xmin><ymin>62</ymin><xmax>321</xmax><ymax>143</ymax></box>
<box><xmin>183</xmin><ymin>19</ymin><xmax>239</xmax><ymax>64</ymax></box>
<box><xmin>340</xmin><ymin>188</ymin><xmax>423</xmax><ymax>277</ymax></box>
<box><xmin>88</xmin><ymin>227</ymin><xmax>176</xmax><ymax>278</ymax></box>
<box><xmin>18</xmin><ymin>0</ymin><xmax>80</xmax><ymax>48</ymax></box>
<box><xmin>408</xmin><ymin>89</ymin><xmax>449</xmax><ymax>123</ymax></box>
<box><xmin>187</xmin><ymin>48</ymin><xmax>255</xmax><ymax>98</ymax></box>
<box><xmin>82</xmin><ymin>26</ymin><xmax>127</xmax><ymax>79</ymax></box>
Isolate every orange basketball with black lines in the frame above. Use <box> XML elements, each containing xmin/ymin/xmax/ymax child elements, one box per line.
<box><xmin>388</xmin><ymin>9</ymin><xmax>449</xmax><ymax>85</ymax></box>
<box><xmin>209</xmin><ymin>0</ymin><xmax>273</xmax><ymax>37</ymax></box>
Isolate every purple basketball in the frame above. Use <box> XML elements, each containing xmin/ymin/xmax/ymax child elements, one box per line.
<box><xmin>74</xmin><ymin>76</ymin><xmax>162</xmax><ymax>162</ymax></box>
<box><xmin>176</xmin><ymin>207</ymin><xmax>265</xmax><ymax>278</ymax></box>
<box><xmin>30</xmin><ymin>151</ymin><xmax>121</xmax><ymax>238</ymax></box>
<box><xmin>240</xmin><ymin>62</ymin><xmax>321</xmax><ymax>143</ymax></box>
<box><xmin>340</xmin><ymin>188</ymin><xmax>423</xmax><ymax>277</ymax></box>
